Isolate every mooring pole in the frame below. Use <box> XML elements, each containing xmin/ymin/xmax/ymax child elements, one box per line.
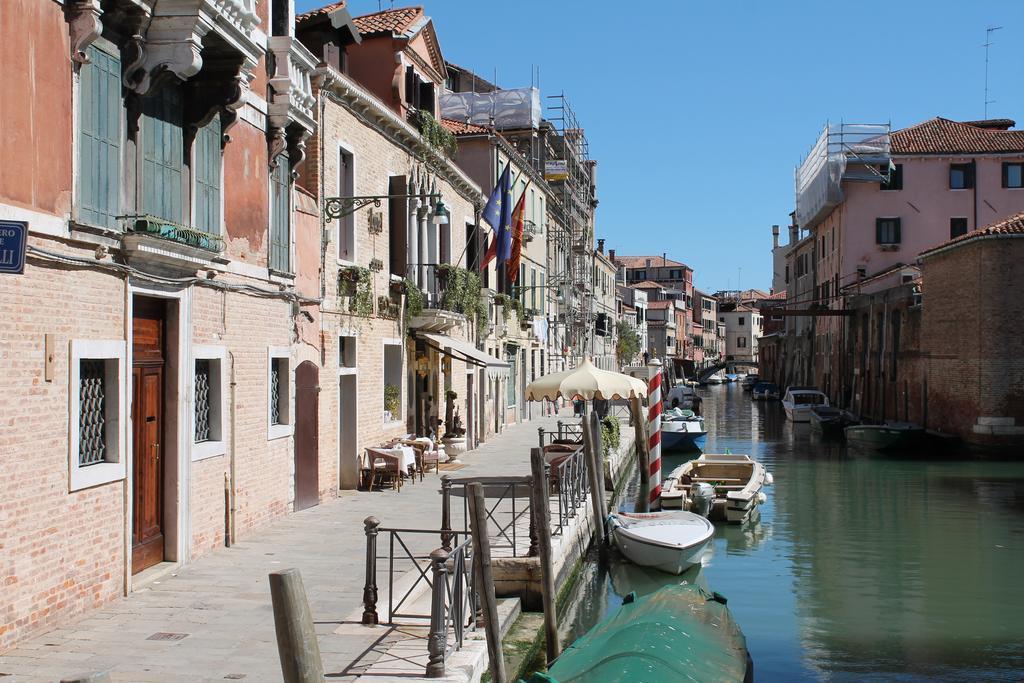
<box><xmin>590</xmin><ymin>411</ymin><xmax>609</xmax><ymax>494</ymax></box>
<box><xmin>580</xmin><ymin>408</ymin><xmax>606</xmax><ymax>543</ymax></box>
<box><xmin>268</xmin><ymin>568</ymin><xmax>325</xmax><ymax>683</ymax></box>
<box><xmin>425</xmin><ymin>548</ymin><xmax>449</xmax><ymax>678</ymax></box>
<box><xmin>629</xmin><ymin>396</ymin><xmax>650</xmax><ymax>513</ymax></box>
<box><xmin>530</xmin><ymin>447</ymin><xmax>561</xmax><ymax>664</ymax></box>
<box><xmin>468</xmin><ymin>482</ymin><xmax>507</xmax><ymax>683</ymax></box>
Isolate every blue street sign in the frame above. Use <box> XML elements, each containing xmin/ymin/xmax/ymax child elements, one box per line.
<box><xmin>0</xmin><ymin>220</ymin><xmax>27</xmax><ymax>274</ymax></box>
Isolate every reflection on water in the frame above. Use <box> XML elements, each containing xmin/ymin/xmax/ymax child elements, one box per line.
<box><xmin>565</xmin><ymin>383</ymin><xmax>1024</xmax><ymax>681</ymax></box>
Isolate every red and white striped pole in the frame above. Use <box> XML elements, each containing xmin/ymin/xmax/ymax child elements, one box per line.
<box><xmin>647</xmin><ymin>361</ymin><xmax>663</xmax><ymax>508</ymax></box>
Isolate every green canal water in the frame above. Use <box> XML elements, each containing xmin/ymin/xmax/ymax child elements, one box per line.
<box><xmin>558</xmin><ymin>383</ymin><xmax>1024</xmax><ymax>681</ymax></box>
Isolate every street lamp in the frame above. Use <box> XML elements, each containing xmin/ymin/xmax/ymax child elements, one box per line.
<box><xmin>431</xmin><ymin>201</ymin><xmax>449</xmax><ymax>225</ymax></box>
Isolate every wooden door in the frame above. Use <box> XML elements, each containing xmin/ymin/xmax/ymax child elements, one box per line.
<box><xmin>132</xmin><ymin>297</ymin><xmax>166</xmax><ymax>573</ymax></box>
<box><xmin>294</xmin><ymin>361</ymin><xmax>319</xmax><ymax>510</ymax></box>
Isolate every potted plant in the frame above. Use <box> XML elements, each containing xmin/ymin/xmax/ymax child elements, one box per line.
<box><xmin>442</xmin><ymin>407</ymin><xmax>468</xmax><ymax>459</ymax></box>
<box><xmin>383</xmin><ymin>384</ymin><xmax>400</xmax><ymax>423</ymax></box>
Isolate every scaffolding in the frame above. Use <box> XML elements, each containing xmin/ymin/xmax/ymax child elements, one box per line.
<box><xmin>544</xmin><ymin>93</ymin><xmax>596</xmax><ymax>363</ymax></box>
<box><xmin>795</xmin><ymin>122</ymin><xmax>891</xmax><ymax>230</ymax></box>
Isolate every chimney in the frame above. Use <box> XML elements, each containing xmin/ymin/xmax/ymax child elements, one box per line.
<box><xmin>772</xmin><ymin>224</ymin><xmax>780</xmax><ymax>249</ymax></box>
<box><xmin>608</xmin><ymin>248</ymin><xmax>616</xmax><ymax>262</ymax></box>
<box><xmin>789</xmin><ymin>213</ymin><xmax>799</xmax><ymax>246</ymax></box>
<box><xmin>597</xmin><ymin>238</ymin><xmax>605</xmax><ymax>254</ymax></box>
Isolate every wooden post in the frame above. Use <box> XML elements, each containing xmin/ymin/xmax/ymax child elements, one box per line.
<box><xmin>590</xmin><ymin>411</ymin><xmax>608</xmax><ymax>494</ymax></box>
<box><xmin>557</xmin><ymin>420</ymin><xmax>563</xmax><ymax>440</ymax></box>
<box><xmin>268</xmin><ymin>568</ymin><xmax>325</xmax><ymax>683</ymax></box>
<box><xmin>468</xmin><ymin>482</ymin><xmax>507</xmax><ymax>683</ymax></box>
<box><xmin>440</xmin><ymin>476</ymin><xmax>453</xmax><ymax>552</ymax></box>
<box><xmin>362</xmin><ymin>516</ymin><xmax>380</xmax><ymax>625</ymax></box>
<box><xmin>629</xmin><ymin>397</ymin><xmax>650</xmax><ymax>513</ymax></box>
<box><xmin>580</xmin><ymin>409</ymin><xmax>606</xmax><ymax>542</ymax></box>
<box><xmin>530</xmin><ymin>447</ymin><xmax>561</xmax><ymax>665</ymax></box>
<box><xmin>538</xmin><ymin>426</ymin><xmax>545</xmax><ymax>449</ymax></box>
<box><xmin>425</xmin><ymin>548</ymin><xmax>449</xmax><ymax>678</ymax></box>
<box><xmin>527</xmin><ymin>475</ymin><xmax>539</xmax><ymax>557</ymax></box>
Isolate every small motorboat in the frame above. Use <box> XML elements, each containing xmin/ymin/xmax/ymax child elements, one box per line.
<box><xmin>741</xmin><ymin>374</ymin><xmax>760</xmax><ymax>390</ymax></box>
<box><xmin>608</xmin><ymin>510</ymin><xmax>714</xmax><ymax>575</ymax></box>
<box><xmin>661</xmin><ymin>408</ymin><xmax>707</xmax><ymax>451</ymax></box>
<box><xmin>751</xmin><ymin>381</ymin><xmax>780</xmax><ymax>400</ymax></box>
<box><xmin>526</xmin><ymin>584</ymin><xmax>752</xmax><ymax>683</ymax></box>
<box><xmin>725</xmin><ymin>373</ymin><xmax>739</xmax><ymax>383</ymax></box>
<box><xmin>661</xmin><ymin>453</ymin><xmax>772</xmax><ymax>524</ymax></box>
<box><xmin>809</xmin><ymin>405</ymin><xmax>859</xmax><ymax>437</ymax></box>
<box><xmin>704</xmin><ymin>371</ymin><xmax>726</xmax><ymax>385</ymax></box>
<box><xmin>782</xmin><ymin>387</ymin><xmax>829</xmax><ymax>422</ymax></box>
<box><xmin>845</xmin><ymin>423</ymin><xmax>929</xmax><ymax>452</ymax></box>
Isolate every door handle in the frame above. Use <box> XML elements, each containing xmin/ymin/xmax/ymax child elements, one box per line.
<box><xmin>152</xmin><ymin>442</ymin><xmax>160</xmax><ymax>461</ymax></box>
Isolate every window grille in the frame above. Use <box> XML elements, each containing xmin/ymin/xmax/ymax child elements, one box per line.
<box><xmin>79</xmin><ymin>360</ymin><xmax>107</xmax><ymax>466</ymax></box>
<box><xmin>195</xmin><ymin>359</ymin><xmax>211</xmax><ymax>442</ymax></box>
<box><xmin>270</xmin><ymin>359</ymin><xmax>282</xmax><ymax>425</ymax></box>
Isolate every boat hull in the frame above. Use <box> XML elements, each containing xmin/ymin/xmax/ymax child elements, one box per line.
<box><xmin>845</xmin><ymin>424</ymin><xmax>928</xmax><ymax>451</ymax></box>
<box><xmin>662</xmin><ymin>426</ymin><xmax>707</xmax><ymax>452</ymax></box>
<box><xmin>784</xmin><ymin>404</ymin><xmax>814</xmax><ymax>422</ymax></box>
<box><xmin>609</xmin><ymin>512</ymin><xmax>714</xmax><ymax>575</ymax></box>
<box><xmin>660</xmin><ymin>454</ymin><xmax>769</xmax><ymax>525</ymax></box>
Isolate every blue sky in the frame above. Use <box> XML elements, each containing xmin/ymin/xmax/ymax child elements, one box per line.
<box><xmin>297</xmin><ymin>0</ymin><xmax>1024</xmax><ymax>293</ymax></box>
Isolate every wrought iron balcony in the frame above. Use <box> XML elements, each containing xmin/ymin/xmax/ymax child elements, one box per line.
<box><xmin>122</xmin><ymin>215</ymin><xmax>224</xmax><ymax>253</ymax></box>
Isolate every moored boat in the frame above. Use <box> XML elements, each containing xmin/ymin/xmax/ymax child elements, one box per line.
<box><xmin>661</xmin><ymin>408</ymin><xmax>707</xmax><ymax>452</ymax></box>
<box><xmin>741</xmin><ymin>374</ymin><xmax>760</xmax><ymax>390</ymax></box>
<box><xmin>660</xmin><ymin>453</ymin><xmax>771</xmax><ymax>524</ymax></box>
<box><xmin>782</xmin><ymin>387</ymin><xmax>829</xmax><ymax>422</ymax></box>
<box><xmin>526</xmin><ymin>584</ymin><xmax>752</xmax><ymax>683</ymax></box>
<box><xmin>809</xmin><ymin>405</ymin><xmax>859</xmax><ymax>437</ymax></box>
<box><xmin>845</xmin><ymin>423</ymin><xmax>929</xmax><ymax>452</ymax></box>
<box><xmin>751</xmin><ymin>381</ymin><xmax>780</xmax><ymax>400</ymax></box>
<box><xmin>608</xmin><ymin>510</ymin><xmax>714</xmax><ymax>575</ymax></box>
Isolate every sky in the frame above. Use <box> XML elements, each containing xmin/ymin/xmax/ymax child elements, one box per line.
<box><xmin>296</xmin><ymin>0</ymin><xmax>1024</xmax><ymax>293</ymax></box>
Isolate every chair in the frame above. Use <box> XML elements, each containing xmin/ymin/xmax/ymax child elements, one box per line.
<box><xmin>397</xmin><ymin>439</ymin><xmax>430</xmax><ymax>482</ymax></box>
<box><xmin>364</xmin><ymin>448</ymin><xmax>403</xmax><ymax>492</ymax></box>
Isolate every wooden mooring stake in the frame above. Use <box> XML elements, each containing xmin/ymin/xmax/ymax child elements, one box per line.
<box><xmin>468</xmin><ymin>482</ymin><xmax>507</xmax><ymax>683</ymax></box>
<box><xmin>268</xmin><ymin>568</ymin><xmax>325</xmax><ymax>683</ymax></box>
<box><xmin>580</xmin><ymin>413</ymin><xmax>607</xmax><ymax>543</ymax></box>
<box><xmin>530</xmin><ymin>447</ymin><xmax>561</xmax><ymax>665</ymax></box>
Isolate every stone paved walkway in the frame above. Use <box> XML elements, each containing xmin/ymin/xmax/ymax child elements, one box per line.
<box><xmin>0</xmin><ymin>413</ymin><xmax>572</xmax><ymax>682</ymax></box>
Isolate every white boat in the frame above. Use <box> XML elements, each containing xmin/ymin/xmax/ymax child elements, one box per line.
<box><xmin>661</xmin><ymin>453</ymin><xmax>771</xmax><ymax>524</ymax></box>
<box><xmin>608</xmin><ymin>511</ymin><xmax>714</xmax><ymax>575</ymax></box>
<box><xmin>782</xmin><ymin>388</ymin><xmax>829</xmax><ymax>422</ymax></box>
<box><xmin>705</xmin><ymin>371</ymin><xmax>726</xmax><ymax>385</ymax></box>
<box><xmin>661</xmin><ymin>408</ymin><xmax>707</xmax><ymax>452</ymax></box>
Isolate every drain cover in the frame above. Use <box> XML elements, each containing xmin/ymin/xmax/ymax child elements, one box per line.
<box><xmin>146</xmin><ymin>632</ymin><xmax>189</xmax><ymax>641</ymax></box>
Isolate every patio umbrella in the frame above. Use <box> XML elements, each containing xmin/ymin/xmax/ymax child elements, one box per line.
<box><xmin>525</xmin><ymin>358</ymin><xmax>648</xmax><ymax>402</ymax></box>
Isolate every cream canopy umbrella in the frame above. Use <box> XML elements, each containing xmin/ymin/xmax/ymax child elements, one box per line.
<box><xmin>525</xmin><ymin>358</ymin><xmax>648</xmax><ymax>402</ymax></box>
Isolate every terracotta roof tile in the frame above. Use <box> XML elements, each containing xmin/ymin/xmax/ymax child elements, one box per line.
<box><xmin>892</xmin><ymin>117</ymin><xmax>1024</xmax><ymax>155</ymax></box>
<box><xmin>631</xmin><ymin>280</ymin><xmax>665</xmax><ymax>289</ymax></box>
<box><xmin>440</xmin><ymin>118</ymin><xmax>489</xmax><ymax>135</ymax></box>
<box><xmin>646</xmin><ymin>301</ymin><xmax>673</xmax><ymax>309</ymax></box>
<box><xmin>615</xmin><ymin>255</ymin><xmax>689</xmax><ymax>269</ymax></box>
<box><xmin>765</xmin><ymin>290</ymin><xmax>788</xmax><ymax>300</ymax></box>
<box><xmin>298</xmin><ymin>1</ymin><xmax>347</xmax><ymax>22</ymax></box>
<box><xmin>921</xmin><ymin>211</ymin><xmax>1024</xmax><ymax>256</ymax></box>
<box><xmin>351</xmin><ymin>6</ymin><xmax>423</xmax><ymax>36</ymax></box>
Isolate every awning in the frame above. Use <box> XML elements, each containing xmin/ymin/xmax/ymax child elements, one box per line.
<box><xmin>420</xmin><ymin>332</ymin><xmax>510</xmax><ymax>380</ymax></box>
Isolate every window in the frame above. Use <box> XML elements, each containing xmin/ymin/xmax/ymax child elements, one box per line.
<box><xmin>880</xmin><ymin>163</ymin><xmax>903</xmax><ymax>191</ymax></box>
<box><xmin>338</xmin><ymin>148</ymin><xmax>355</xmax><ymax>260</ymax></box>
<box><xmin>738</xmin><ymin>317</ymin><xmax>745</xmax><ymax>326</ymax></box>
<box><xmin>876</xmin><ymin>218</ymin><xmax>901</xmax><ymax>245</ymax></box>
<box><xmin>635</xmin><ymin>269</ymin><xmax>646</xmax><ymax>281</ymax></box>
<box><xmin>78</xmin><ymin>44</ymin><xmax>122</xmax><ymax>229</ymax></box>
<box><xmin>193</xmin><ymin>346</ymin><xmax>226</xmax><ymax>460</ymax></box>
<box><xmin>530</xmin><ymin>267</ymin><xmax>537</xmax><ymax>312</ymax></box>
<box><xmin>670</xmin><ymin>269</ymin><xmax>682</xmax><ymax>279</ymax></box>
<box><xmin>267</xmin><ymin>347</ymin><xmax>292</xmax><ymax>439</ymax></box>
<box><xmin>506</xmin><ymin>347</ymin><xmax>518</xmax><ymax>408</ymax></box>
<box><xmin>339</xmin><ymin>335</ymin><xmax>356</xmax><ymax>368</ymax></box>
<box><xmin>69</xmin><ymin>340</ymin><xmax>127</xmax><ymax>491</ymax></box>
<box><xmin>194</xmin><ymin>116</ymin><xmax>222</xmax><ymax>235</ymax></box>
<box><xmin>143</xmin><ymin>84</ymin><xmax>184</xmax><ymax>223</ymax></box>
<box><xmin>270</xmin><ymin>153</ymin><xmax>291</xmax><ymax>272</ymax></box>
<box><xmin>1002</xmin><ymin>162</ymin><xmax>1023</xmax><ymax>188</ymax></box>
<box><xmin>949</xmin><ymin>163</ymin><xmax>974</xmax><ymax>190</ymax></box>
<box><xmin>738</xmin><ymin>337</ymin><xmax>747</xmax><ymax>348</ymax></box>
<box><xmin>950</xmin><ymin>217</ymin><xmax>969</xmax><ymax>239</ymax></box>
<box><xmin>383</xmin><ymin>342</ymin><xmax>403</xmax><ymax>423</ymax></box>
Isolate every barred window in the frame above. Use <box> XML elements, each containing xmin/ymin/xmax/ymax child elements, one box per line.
<box><xmin>79</xmin><ymin>359</ymin><xmax>107</xmax><ymax>466</ymax></box>
<box><xmin>267</xmin><ymin>348</ymin><xmax>292</xmax><ymax>439</ymax></box>
<box><xmin>270</xmin><ymin>359</ymin><xmax>282</xmax><ymax>425</ymax></box>
<box><xmin>195</xmin><ymin>359</ymin><xmax>211</xmax><ymax>442</ymax></box>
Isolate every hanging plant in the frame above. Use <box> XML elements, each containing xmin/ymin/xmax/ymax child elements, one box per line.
<box><xmin>416</xmin><ymin>109</ymin><xmax>457</xmax><ymax>158</ymax></box>
<box><xmin>343</xmin><ymin>266</ymin><xmax>373</xmax><ymax>316</ymax></box>
<box><xmin>404</xmin><ymin>278</ymin><xmax>424</xmax><ymax>318</ymax></box>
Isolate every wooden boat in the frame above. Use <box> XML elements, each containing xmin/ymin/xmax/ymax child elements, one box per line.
<box><xmin>526</xmin><ymin>584</ymin><xmax>753</xmax><ymax>683</ymax></box>
<box><xmin>809</xmin><ymin>405</ymin><xmax>859</xmax><ymax>437</ymax></box>
<box><xmin>661</xmin><ymin>408</ymin><xmax>707</xmax><ymax>451</ymax></box>
<box><xmin>608</xmin><ymin>511</ymin><xmax>714</xmax><ymax>575</ymax></box>
<box><xmin>660</xmin><ymin>453</ymin><xmax>771</xmax><ymax>524</ymax></box>
<box><xmin>782</xmin><ymin>388</ymin><xmax>829</xmax><ymax>422</ymax></box>
<box><xmin>845</xmin><ymin>423</ymin><xmax>929</xmax><ymax>452</ymax></box>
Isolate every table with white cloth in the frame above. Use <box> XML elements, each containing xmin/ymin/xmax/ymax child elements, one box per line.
<box><xmin>360</xmin><ymin>445</ymin><xmax>417</xmax><ymax>479</ymax></box>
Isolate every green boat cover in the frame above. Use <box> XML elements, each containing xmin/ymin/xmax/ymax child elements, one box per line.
<box><xmin>524</xmin><ymin>584</ymin><xmax>751</xmax><ymax>683</ymax></box>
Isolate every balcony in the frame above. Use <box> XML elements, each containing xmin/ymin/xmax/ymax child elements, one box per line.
<box><xmin>268</xmin><ymin>36</ymin><xmax>318</xmax><ymax>154</ymax></box>
<box><xmin>407</xmin><ymin>264</ymin><xmax>482</xmax><ymax>333</ymax></box>
<box><xmin>120</xmin><ymin>215</ymin><xmax>224</xmax><ymax>272</ymax></box>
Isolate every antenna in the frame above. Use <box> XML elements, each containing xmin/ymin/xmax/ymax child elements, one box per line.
<box><xmin>983</xmin><ymin>26</ymin><xmax>1002</xmax><ymax>118</ymax></box>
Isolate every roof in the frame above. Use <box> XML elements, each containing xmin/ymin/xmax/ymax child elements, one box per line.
<box><xmin>440</xmin><ymin>118</ymin><xmax>489</xmax><ymax>135</ymax></box>
<box><xmin>615</xmin><ymin>255</ymin><xmax>689</xmax><ymax>269</ymax></box>
<box><xmin>921</xmin><ymin>210</ymin><xmax>1024</xmax><ymax>257</ymax></box>
<box><xmin>351</xmin><ymin>6</ymin><xmax>423</xmax><ymax>36</ymax></box>
<box><xmin>891</xmin><ymin>117</ymin><xmax>1024</xmax><ymax>155</ymax></box>
<box><xmin>646</xmin><ymin>300</ymin><xmax>674</xmax><ymax>309</ymax></box>
<box><xmin>298</xmin><ymin>1</ymin><xmax>346</xmax><ymax>21</ymax></box>
<box><xmin>631</xmin><ymin>280</ymin><xmax>666</xmax><ymax>290</ymax></box>
<box><xmin>765</xmin><ymin>290</ymin><xmax>788</xmax><ymax>300</ymax></box>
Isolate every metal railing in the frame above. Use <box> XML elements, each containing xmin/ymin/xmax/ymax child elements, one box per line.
<box><xmin>550</xmin><ymin>446</ymin><xmax>589</xmax><ymax>536</ymax></box>
<box><xmin>441</xmin><ymin>476</ymin><xmax>536</xmax><ymax>558</ymax></box>
<box><xmin>426</xmin><ymin>536</ymin><xmax>478</xmax><ymax>677</ymax></box>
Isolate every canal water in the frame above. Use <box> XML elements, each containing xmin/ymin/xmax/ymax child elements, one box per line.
<box><xmin>558</xmin><ymin>383</ymin><xmax>1024</xmax><ymax>681</ymax></box>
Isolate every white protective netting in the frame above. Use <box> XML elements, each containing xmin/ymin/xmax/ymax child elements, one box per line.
<box><xmin>440</xmin><ymin>87</ymin><xmax>541</xmax><ymax>130</ymax></box>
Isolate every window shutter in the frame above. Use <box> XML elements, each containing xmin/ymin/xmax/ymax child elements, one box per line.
<box><xmin>875</xmin><ymin>218</ymin><xmax>883</xmax><ymax>244</ymax></box>
<box><xmin>270</xmin><ymin>154</ymin><xmax>291</xmax><ymax>272</ymax></box>
<box><xmin>894</xmin><ymin>218</ymin><xmax>901</xmax><ymax>244</ymax></box>
<box><xmin>78</xmin><ymin>45</ymin><xmax>121</xmax><ymax>229</ymax></box>
<box><xmin>143</xmin><ymin>86</ymin><xmax>184</xmax><ymax>223</ymax></box>
<box><xmin>194</xmin><ymin>116</ymin><xmax>222</xmax><ymax>235</ymax></box>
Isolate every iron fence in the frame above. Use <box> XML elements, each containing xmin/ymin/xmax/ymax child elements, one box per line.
<box><xmin>441</xmin><ymin>475</ymin><xmax>536</xmax><ymax>558</ymax></box>
<box><xmin>550</xmin><ymin>446</ymin><xmax>589</xmax><ymax>535</ymax></box>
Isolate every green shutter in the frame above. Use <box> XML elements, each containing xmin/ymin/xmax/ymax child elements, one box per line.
<box><xmin>270</xmin><ymin>154</ymin><xmax>291</xmax><ymax>272</ymax></box>
<box><xmin>78</xmin><ymin>45</ymin><xmax>121</xmax><ymax>229</ymax></box>
<box><xmin>143</xmin><ymin>86</ymin><xmax>184</xmax><ymax>223</ymax></box>
<box><xmin>195</xmin><ymin>116</ymin><xmax>222</xmax><ymax>235</ymax></box>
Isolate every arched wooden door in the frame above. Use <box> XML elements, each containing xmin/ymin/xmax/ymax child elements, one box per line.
<box><xmin>294</xmin><ymin>361</ymin><xmax>319</xmax><ymax>510</ymax></box>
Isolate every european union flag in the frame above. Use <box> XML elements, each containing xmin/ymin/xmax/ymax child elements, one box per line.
<box><xmin>482</xmin><ymin>163</ymin><xmax>514</xmax><ymax>263</ymax></box>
